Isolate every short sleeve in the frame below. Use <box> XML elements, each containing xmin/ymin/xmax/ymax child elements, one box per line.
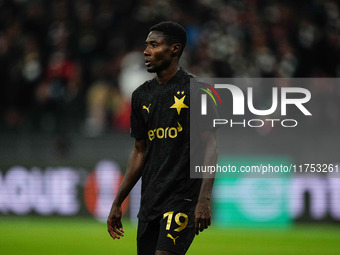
<box><xmin>130</xmin><ymin>91</ymin><xmax>146</xmax><ymax>140</ymax></box>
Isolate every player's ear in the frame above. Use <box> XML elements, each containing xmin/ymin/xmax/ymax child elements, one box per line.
<box><xmin>171</xmin><ymin>43</ymin><xmax>182</xmax><ymax>56</ymax></box>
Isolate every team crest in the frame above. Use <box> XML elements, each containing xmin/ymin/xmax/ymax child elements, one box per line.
<box><xmin>170</xmin><ymin>91</ymin><xmax>189</xmax><ymax>115</ymax></box>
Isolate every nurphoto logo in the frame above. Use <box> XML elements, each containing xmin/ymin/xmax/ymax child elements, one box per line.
<box><xmin>197</xmin><ymin>79</ymin><xmax>312</xmax><ymax>128</ymax></box>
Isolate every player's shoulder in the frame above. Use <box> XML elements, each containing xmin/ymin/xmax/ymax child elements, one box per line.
<box><xmin>175</xmin><ymin>69</ymin><xmax>197</xmax><ymax>93</ymax></box>
<box><xmin>132</xmin><ymin>78</ymin><xmax>155</xmax><ymax>98</ymax></box>
<box><xmin>179</xmin><ymin>68</ymin><xmax>196</xmax><ymax>81</ymax></box>
<box><xmin>178</xmin><ymin>69</ymin><xmax>201</xmax><ymax>93</ymax></box>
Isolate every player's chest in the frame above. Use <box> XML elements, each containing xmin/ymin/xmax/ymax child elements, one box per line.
<box><xmin>140</xmin><ymin>84</ymin><xmax>190</xmax><ymax>124</ymax></box>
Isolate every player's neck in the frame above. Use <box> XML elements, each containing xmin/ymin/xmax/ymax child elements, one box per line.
<box><xmin>156</xmin><ymin>65</ymin><xmax>180</xmax><ymax>86</ymax></box>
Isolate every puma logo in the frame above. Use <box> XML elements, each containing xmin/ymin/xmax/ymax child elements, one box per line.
<box><xmin>143</xmin><ymin>104</ymin><xmax>151</xmax><ymax>113</ymax></box>
<box><xmin>167</xmin><ymin>234</ymin><xmax>179</xmax><ymax>245</ymax></box>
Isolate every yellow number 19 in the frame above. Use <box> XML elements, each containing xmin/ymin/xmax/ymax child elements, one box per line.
<box><xmin>163</xmin><ymin>211</ymin><xmax>188</xmax><ymax>232</ymax></box>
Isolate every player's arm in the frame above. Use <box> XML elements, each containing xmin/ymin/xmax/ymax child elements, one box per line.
<box><xmin>194</xmin><ymin>130</ymin><xmax>217</xmax><ymax>235</ymax></box>
<box><xmin>107</xmin><ymin>139</ymin><xmax>146</xmax><ymax>240</ymax></box>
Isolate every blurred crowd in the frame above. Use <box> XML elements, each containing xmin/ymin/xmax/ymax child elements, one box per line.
<box><xmin>0</xmin><ymin>0</ymin><xmax>339</xmax><ymax>135</ymax></box>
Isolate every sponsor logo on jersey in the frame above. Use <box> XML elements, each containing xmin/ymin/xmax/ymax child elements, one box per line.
<box><xmin>148</xmin><ymin>122</ymin><xmax>182</xmax><ymax>141</ymax></box>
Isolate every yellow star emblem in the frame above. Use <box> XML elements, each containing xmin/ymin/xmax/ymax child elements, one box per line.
<box><xmin>170</xmin><ymin>95</ymin><xmax>189</xmax><ymax>115</ymax></box>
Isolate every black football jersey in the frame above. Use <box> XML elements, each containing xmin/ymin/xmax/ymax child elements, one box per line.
<box><xmin>130</xmin><ymin>68</ymin><xmax>202</xmax><ymax>221</ymax></box>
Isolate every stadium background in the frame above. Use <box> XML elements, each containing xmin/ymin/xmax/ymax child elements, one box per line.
<box><xmin>1</xmin><ymin>0</ymin><xmax>340</xmax><ymax>254</ymax></box>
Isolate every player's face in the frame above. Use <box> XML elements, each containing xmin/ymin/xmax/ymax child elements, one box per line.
<box><xmin>144</xmin><ymin>31</ymin><xmax>173</xmax><ymax>73</ymax></box>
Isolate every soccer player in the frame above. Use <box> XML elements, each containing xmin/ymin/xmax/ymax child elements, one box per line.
<box><xmin>107</xmin><ymin>21</ymin><xmax>217</xmax><ymax>255</ymax></box>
